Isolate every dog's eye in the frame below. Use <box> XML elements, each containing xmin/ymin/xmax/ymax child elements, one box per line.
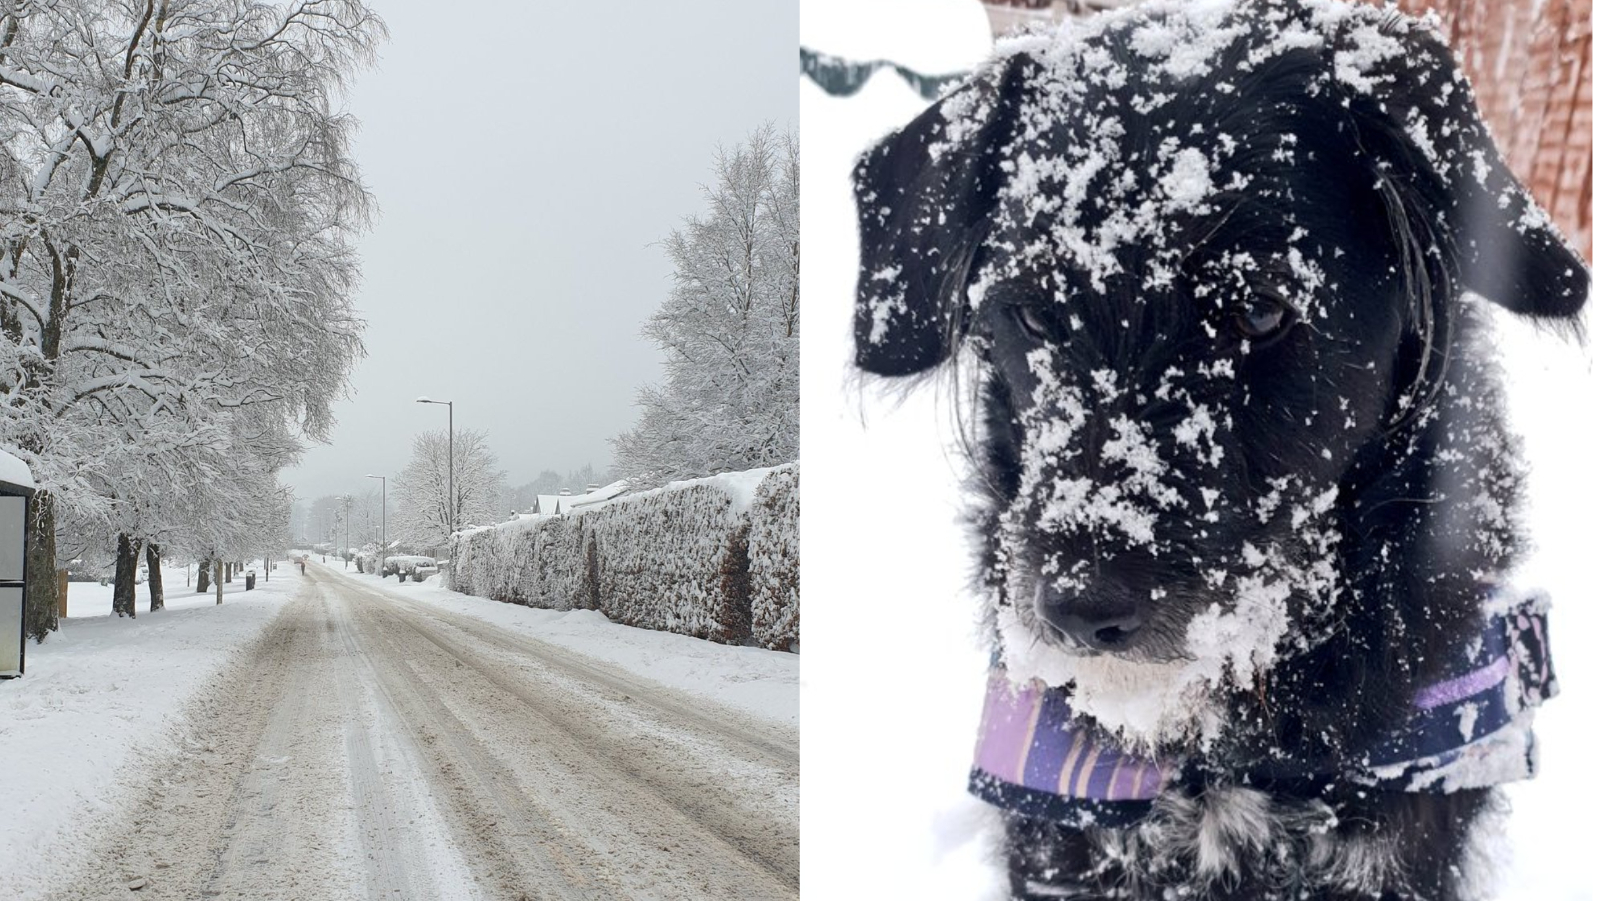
<box><xmin>1234</xmin><ymin>297</ymin><xmax>1292</xmax><ymax>340</ymax></box>
<box><xmin>1014</xmin><ymin>306</ymin><xmax>1054</xmax><ymax>340</ymax></box>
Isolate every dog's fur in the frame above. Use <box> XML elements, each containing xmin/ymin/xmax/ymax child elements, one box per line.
<box><xmin>851</xmin><ymin>1</ymin><xmax>1587</xmax><ymax>898</ymax></box>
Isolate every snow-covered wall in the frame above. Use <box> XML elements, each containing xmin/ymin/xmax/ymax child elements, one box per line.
<box><xmin>450</xmin><ymin>464</ymin><xmax>799</xmax><ymax>651</ymax></box>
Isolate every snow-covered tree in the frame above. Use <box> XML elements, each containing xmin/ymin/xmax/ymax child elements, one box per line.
<box><xmin>612</xmin><ymin>124</ymin><xmax>799</xmax><ymax>485</ymax></box>
<box><xmin>345</xmin><ymin>486</ymin><xmax>384</xmax><ymax>549</ymax></box>
<box><xmin>393</xmin><ymin>428</ymin><xmax>505</xmax><ymax>553</ymax></box>
<box><xmin>0</xmin><ymin>0</ymin><xmax>382</xmax><ymax>638</ymax></box>
<box><xmin>49</xmin><ymin>399</ymin><xmax>296</xmax><ymax>613</ymax></box>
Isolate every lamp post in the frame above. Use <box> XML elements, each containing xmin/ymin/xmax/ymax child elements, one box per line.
<box><xmin>341</xmin><ymin>494</ymin><xmax>350</xmax><ymax>569</ymax></box>
<box><xmin>416</xmin><ymin>396</ymin><xmax>455</xmax><ymax>540</ymax></box>
<box><xmin>366</xmin><ymin>474</ymin><xmax>386</xmax><ymax>578</ymax></box>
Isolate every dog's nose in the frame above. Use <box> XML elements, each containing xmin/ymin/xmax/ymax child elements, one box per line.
<box><xmin>1036</xmin><ymin>584</ymin><xmax>1146</xmax><ymax>652</ymax></box>
<box><xmin>1046</xmin><ymin>609</ymin><xmax>1145</xmax><ymax>651</ymax></box>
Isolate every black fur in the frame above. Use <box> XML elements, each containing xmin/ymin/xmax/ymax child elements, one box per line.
<box><xmin>851</xmin><ymin>2</ymin><xmax>1586</xmax><ymax>899</ymax></box>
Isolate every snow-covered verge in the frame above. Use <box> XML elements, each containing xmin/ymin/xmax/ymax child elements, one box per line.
<box><xmin>0</xmin><ymin>569</ymin><xmax>299</xmax><ymax>901</ymax></box>
<box><xmin>59</xmin><ymin>560</ymin><xmax>287</xmax><ymax>618</ymax></box>
<box><xmin>316</xmin><ymin>563</ymin><xmax>798</xmax><ymax>729</ymax></box>
<box><xmin>798</xmin><ymin>2</ymin><xmax>1598</xmax><ymax>898</ymax></box>
<box><xmin>451</xmin><ymin>464</ymin><xmax>799</xmax><ymax>651</ymax></box>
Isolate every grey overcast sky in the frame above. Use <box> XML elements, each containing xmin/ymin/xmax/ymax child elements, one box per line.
<box><xmin>282</xmin><ymin>1</ymin><xmax>797</xmax><ymax>502</ymax></box>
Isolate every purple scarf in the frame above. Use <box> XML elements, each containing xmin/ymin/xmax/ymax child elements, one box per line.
<box><xmin>970</xmin><ymin>593</ymin><xmax>1557</xmax><ymax>825</ymax></box>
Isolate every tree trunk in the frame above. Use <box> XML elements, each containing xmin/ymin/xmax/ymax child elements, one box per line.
<box><xmin>112</xmin><ymin>532</ymin><xmax>141</xmax><ymax>618</ymax></box>
<box><xmin>146</xmin><ymin>543</ymin><xmax>164</xmax><ymax>611</ymax></box>
<box><xmin>214</xmin><ymin>561</ymin><xmax>223</xmax><ymax>604</ymax></box>
<box><xmin>24</xmin><ymin>491</ymin><xmax>59</xmax><ymax>641</ymax></box>
<box><xmin>224</xmin><ymin>562</ymin><xmax>232</xmax><ymax>582</ymax></box>
<box><xmin>197</xmin><ymin>556</ymin><xmax>211</xmax><ymax>593</ymax></box>
<box><xmin>263</xmin><ymin>557</ymin><xmax>269</xmax><ymax>582</ymax></box>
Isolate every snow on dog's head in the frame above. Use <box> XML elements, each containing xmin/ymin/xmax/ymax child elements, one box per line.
<box><xmin>852</xmin><ymin>0</ymin><xmax>1586</xmax><ymax>748</ymax></box>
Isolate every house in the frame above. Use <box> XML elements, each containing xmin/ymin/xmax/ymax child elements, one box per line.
<box><xmin>528</xmin><ymin>480</ymin><xmax>630</xmax><ymax>516</ymax></box>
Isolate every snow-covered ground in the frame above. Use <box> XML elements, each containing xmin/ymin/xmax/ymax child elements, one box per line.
<box><xmin>3</xmin><ymin>558</ymin><xmax>797</xmax><ymax>900</ymax></box>
<box><xmin>799</xmin><ymin>3</ymin><xmax>1599</xmax><ymax>898</ymax></box>
<box><xmin>316</xmin><ymin>563</ymin><xmax>798</xmax><ymax>728</ymax></box>
<box><xmin>59</xmin><ymin>560</ymin><xmax>284</xmax><ymax>618</ymax></box>
<box><xmin>1</xmin><ymin>567</ymin><xmax>297</xmax><ymax>901</ymax></box>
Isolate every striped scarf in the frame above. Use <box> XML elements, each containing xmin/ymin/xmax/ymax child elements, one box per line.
<box><xmin>969</xmin><ymin>593</ymin><xmax>1558</xmax><ymax>827</ymax></box>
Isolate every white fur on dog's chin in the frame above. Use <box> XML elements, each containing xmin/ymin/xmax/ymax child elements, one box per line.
<box><xmin>994</xmin><ymin>580</ymin><xmax>1295</xmax><ymax>749</ymax></box>
<box><xmin>996</xmin><ymin>603</ymin><xmax>1225</xmax><ymax>748</ymax></box>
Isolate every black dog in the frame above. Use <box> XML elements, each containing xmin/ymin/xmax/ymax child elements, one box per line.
<box><xmin>852</xmin><ymin>1</ymin><xmax>1585</xmax><ymax>898</ymax></box>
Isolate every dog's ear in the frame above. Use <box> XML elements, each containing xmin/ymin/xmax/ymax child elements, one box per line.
<box><xmin>1360</xmin><ymin>22</ymin><xmax>1588</xmax><ymax>322</ymax></box>
<box><xmin>852</xmin><ymin>58</ymin><xmax>1028</xmax><ymax>376</ymax></box>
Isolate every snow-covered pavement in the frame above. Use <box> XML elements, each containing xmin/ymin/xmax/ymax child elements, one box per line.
<box><xmin>2</xmin><ymin>570</ymin><xmax>294</xmax><ymax>901</ymax></box>
<box><xmin>4</xmin><ymin>562</ymin><xmax>798</xmax><ymax>900</ymax></box>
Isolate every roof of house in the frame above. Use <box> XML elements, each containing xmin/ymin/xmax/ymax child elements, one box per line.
<box><xmin>527</xmin><ymin>480</ymin><xmax>630</xmax><ymax>517</ymax></box>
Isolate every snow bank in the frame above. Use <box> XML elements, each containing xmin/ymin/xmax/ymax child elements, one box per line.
<box><xmin>450</xmin><ymin>464</ymin><xmax>798</xmax><ymax>650</ymax></box>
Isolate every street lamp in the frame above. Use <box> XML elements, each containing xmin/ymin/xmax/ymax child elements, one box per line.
<box><xmin>416</xmin><ymin>396</ymin><xmax>455</xmax><ymax>540</ymax></box>
<box><xmin>365</xmin><ymin>474</ymin><xmax>386</xmax><ymax>578</ymax></box>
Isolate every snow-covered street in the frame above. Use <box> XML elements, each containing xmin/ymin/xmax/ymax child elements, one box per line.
<box><xmin>0</xmin><ymin>1</ymin><xmax>800</xmax><ymax>898</ymax></box>
<box><xmin>7</xmin><ymin>563</ymin><xmax>797</xmax><ymax>900</ymax></box>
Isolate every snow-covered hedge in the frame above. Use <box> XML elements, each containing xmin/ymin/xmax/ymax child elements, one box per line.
<box><xmin>581</xmin><ymin>480</ymin><xmax>750</xmax><ymax>642</ymax></box>
<box><xmin>748</xmin><ymin>466</ymin><xmax>799</xmax><ymax>651</ymax></box>
<box><xmin>450</xmin><ymin>464</ymin><xmax>798</xmax><ymax>650</ymax></box>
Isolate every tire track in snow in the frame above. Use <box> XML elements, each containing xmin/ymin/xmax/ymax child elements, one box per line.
<box><xmin>323</xmin><ymin>580</ymin><xmax>602</xmax><ymax>899</ymax></box>
<box><xmin>326</xmin><ymin>567</ymin><xmax>798</xmax><ymax>897</ymax></box>
<box><xmin>45</xmin><ymin>582</ymin><xmax>367</xmax><ymax>901</ymax></box>
<box><xmin>318</xmin><ymin>584</ymin><xmax>489</xmax><ymax>901</ymax></box>
<box><xmin>364</xmin><ymin>580</ymin><xmax>796</xmax><ymax>766</ymax></box>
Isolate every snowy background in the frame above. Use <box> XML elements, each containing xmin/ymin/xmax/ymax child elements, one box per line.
<box><xmin>281</xmin><ymin>0</ymin><xmax>798</xmax><ymax>499</ymax></box>
<box><xmin>798</xmin><ymin>1</ymin><xmax>1599</xmax><ymax>898</ymax></box>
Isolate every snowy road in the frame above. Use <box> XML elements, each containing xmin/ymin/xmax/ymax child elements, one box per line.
<box><xmin>44</xmin><ymin>565</ymin><xmax>798</xmax><ymax>900</ymax></box>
